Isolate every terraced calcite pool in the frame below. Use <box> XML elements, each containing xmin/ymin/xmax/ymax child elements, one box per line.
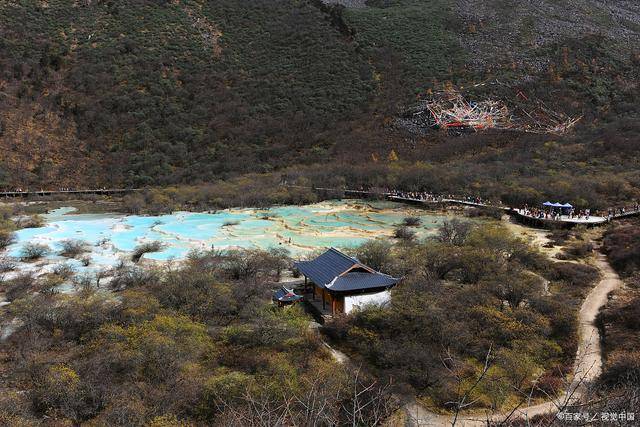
<box><xmin>7</xmin><ymin>200</ymin><xmax>448</xmax><ymax>273</ymax></box>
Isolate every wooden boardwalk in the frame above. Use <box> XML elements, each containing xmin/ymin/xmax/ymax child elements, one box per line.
<box><xmin>0</xmin><ymin>188</ymin><xmax>140</xmax><ymax>198</ymax></box>
<box><xmin>295</xmin><ymin>185</ymin><xmax>640</xmax><ymax>228</ymax></box>
<box><xmin>388</xmin><ymin>196</ymin><xmax>640</xmax><ymax>227</ymax></box>
<box><xmin>511</xmin><ymin>208</ymin><xmax>640</xmax><ymax>227</ymax></box>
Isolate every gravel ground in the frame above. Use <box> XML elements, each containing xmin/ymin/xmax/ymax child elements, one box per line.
<box><xmin>456</xmin><ymin>0</ymin><xmax>640</xmax><ymax>72</ymax></box>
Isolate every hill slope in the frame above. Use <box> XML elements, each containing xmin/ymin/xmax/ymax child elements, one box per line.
<box><xmin>1</xmin><ymin>0</ymin><xmax>639</xmax><ymax>204</ymax></box>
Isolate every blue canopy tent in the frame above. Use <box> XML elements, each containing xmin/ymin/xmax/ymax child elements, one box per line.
<box><xmin>542</xmin><ymin>201</ymin><xmax>573</xmax><ymax>215</ymax></box>
<box><xmin>560</xmin><ymin>203</ymin><xmax>573</xmax><ymax>215</ymax></box>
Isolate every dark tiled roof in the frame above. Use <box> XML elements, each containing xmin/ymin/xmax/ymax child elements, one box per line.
<box><xmin>294</xmin><ymin>248</ymin><xmax>359</xmax><ymax>287</ymax></box>
<box><xmin>294</xmin><ymin>248</ymin><xmax>399</xmax><ymax>292</ymax></box>
<box><xmin>329</xmin><ymin>271</ymin><xmax>399</xmax><ymax>292</ymax></box>
<box><xmin>273</xmin><ymin>287</ymin><xmax>303</xmax><ymax>303</ymax></box>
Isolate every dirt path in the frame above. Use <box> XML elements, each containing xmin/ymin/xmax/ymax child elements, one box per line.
<box><xmin>318</xmin><ymin>219</ymin><xmax>625</xmax><ymax>426</ymax></box>
<box><xmin>401</xmin><ymin>251</ymin><xmax>624</xmax><ymax>426</ymax></box>
<box><xmin>573</xmin><ymin>252</ymin><xmax>622</xmax><ymax>385</ymax></box>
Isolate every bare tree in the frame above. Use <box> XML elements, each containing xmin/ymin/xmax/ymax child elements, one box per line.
<box><xmin>212</xmin><ymin>365</ymin><xmax>397</xmax><ymax>427</ymax></box>
<box><xmin>341</xmin><ymin>366</ymin><xmax>398</xmax><ymax>427</ymax></box>
<box><xmin>437</xmin><ymin>219</ymin><xmax>473</xmax><ymax>246</ymax></box>
<box><xmin>442</xmin><ymin>346</ymin><xmax>493</xmax><ymax>426</ymax></box>
<box><xmin>496</xmin><ymin>337</ymin><xmax>603</xmax><ymax>426</ymax></box>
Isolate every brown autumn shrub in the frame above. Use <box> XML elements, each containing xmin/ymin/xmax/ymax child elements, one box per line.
<box><xmin>599</xmin><ymin>351</ymin><xmax>640</xmax><ymax>389</ymax></box>
<box><xmin>556</xmin><ymin>241</ymin><xmax>594</xmax><ymax>260</ymax></box>
<box><xmin>603</xmin><ymin>224</ymin><xmax>640</xmax><ymax>276</ymax></box>
<box><xmin>0</xmin><ymin>231</ymin><xmax>15</xmax><ymax>250</ymax></box>
<box><xmin>549</xmin><ymin>262</ymin><xmax>599</xmax><ymax>288</ymax></box>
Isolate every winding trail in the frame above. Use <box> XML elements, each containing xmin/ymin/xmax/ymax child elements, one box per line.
<box><xmin>402</xmin><ymin>251</ymin><xmax>624</xmax><ymax>426</ymax></box>
<box><xmin>323</xmin><ymin>251</ymin><xmax>624</xmax><ymax>426</ymax></box>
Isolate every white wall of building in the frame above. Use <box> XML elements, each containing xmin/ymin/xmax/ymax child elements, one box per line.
<box><xmin>344</xmin><ymin>290</ymin><xmax>391</xmax><ymax>314</ymax></box>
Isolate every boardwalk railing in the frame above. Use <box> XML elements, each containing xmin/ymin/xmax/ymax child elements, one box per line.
<box><xmin>0</xmin><ymin>188</ymin><xmax>141</xmax><ymax>198</ymax></box>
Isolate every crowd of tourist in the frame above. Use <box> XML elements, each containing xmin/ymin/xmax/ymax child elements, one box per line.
<box><xmin>3</xmin><ymin>187</ymin><xmax>113</xmax><ymax>194</ymax></box>
<box><xmin>519</xmin><ymin>205</ymin><xmax>592</xmax><ymax>221</ymax></box>
<box><xmin>386</xmin><ymin>190</ymin><xmax>505</xmax><ymax>207</ymax></box>
<box><xmin>607</xmin><ymin>203</ymin><xmax>640</xmax><ymax>219</ymax></box>
<box><xmin>387</xmin><ymin>190</ymin><xmax>442</xmax><ymax>202</ymax></box>
<box><xmin>354</xmin><ymin>186</ymin><xmax>640</xmax><ymax>224</ymax></box>
<box><xmin>6</xmin><ymin>187</ymin><xmax>75</xmax><ymax>193</ymax></box>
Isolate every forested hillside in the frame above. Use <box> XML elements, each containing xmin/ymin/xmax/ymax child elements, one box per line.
<box><xmin>1</xmin><ymin>0</ymin><xmax>639</xmax><ymax>204</ymax></box>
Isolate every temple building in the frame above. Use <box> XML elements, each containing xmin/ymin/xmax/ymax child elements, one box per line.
<box><xmin>294</xmin><ymin>248</ymin><xmax>400</xmax><ymax>315</ymax></box>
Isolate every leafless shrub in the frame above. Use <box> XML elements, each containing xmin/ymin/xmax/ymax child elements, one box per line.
<box><xmin>394</xmin><ymin>226</ymin><xmax>416</xmax><ymax>241</ymax></box>
<box><xmin>215</xmin><ymin>366</ymin><xmax>398</xmax><ymax>427</ymax></box>
<box><xmin>72</xmin><ymin>273</ymin><xmax>95</xmax><ymax>293</ymax></box>
<box><xmin>550</xmin><ymin>262</ymin><xmax>599</xmax><ymax>288</ymax></box>
<box><xmin>402</xmin><ymin>216</ymin><xmax>421</xmax><ymax>227</ymax></box>
<box><xmin>109</xmin><ymin>265</ymin><xmax>158</xmax><ymax>291</ymax></box>
<box><xmin>437</xmin><ymin>218</ymin><xmax>473</xmax><ymax>246</ymax></box>
<box><xmin>20</xmin><ymin>243</ymin><xmax>50</xmax><ymax>261</ymax></box>
<box><xmin>0</xmin><ymin>231</ymin><xmax>15</xmax><ymax>250</ymax></box>
<box><xmin>58</xmin><ymin>239</ymin><xmax>89</xmax><ymax>258</ymax></box>
<box><xmin>53</xmin><ymin>263</ymin><xmax>76</xmax><ymax>280</ymax></box>
<box><xmin>0</xmin><ymin>257</ymin><xmax>16</xmax><ymax>273</ymax></box>
<box><xmin>4</xmin><ymin>273</ymin><xmax>36</xmax><ymax>301</ymax></box>
<box><xmin>131</xmin><ymin>241</ymin><xmax>164</xmax><ymax>262</ymax></box>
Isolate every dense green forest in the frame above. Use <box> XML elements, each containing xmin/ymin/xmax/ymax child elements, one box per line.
<box><xmin>1</xmin><ymin>0</ymin><xmax>639</xmax><ymax>206</ymax></box>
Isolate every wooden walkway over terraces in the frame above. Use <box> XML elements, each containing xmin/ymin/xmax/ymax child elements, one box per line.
<box><xmin>290</xmin><ymin>185</ymin><xmax>640</xmax><ymax>228</ymax></box>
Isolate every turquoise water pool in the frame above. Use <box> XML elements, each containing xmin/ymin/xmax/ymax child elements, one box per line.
<box><xmin>7</xmin><ymin>200</ymin><xmax>448</xmax><ymax>272</ymax></box>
